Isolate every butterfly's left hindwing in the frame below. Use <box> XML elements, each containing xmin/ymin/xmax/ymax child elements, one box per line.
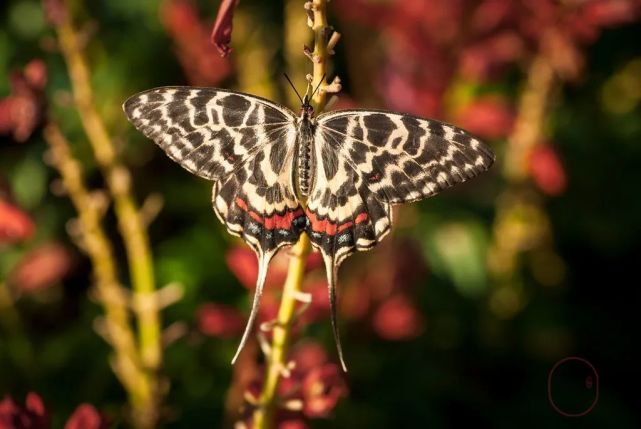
<box><xmin>124</xmin><ymin>87</ymin><xmax>305</xmax><ymax>365</ymax></box>
<box><xmin>123</xmin><ymin>87</ymin><xmax>304</xmax><ymax>256</ymax></box>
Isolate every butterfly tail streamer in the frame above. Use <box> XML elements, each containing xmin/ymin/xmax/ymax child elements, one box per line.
<box><xmin>231</xmin><ymin>250</ymin><xmax>272</xmax><ymax>365</ymax></box>
<box><xmin>322</xmin><ymin>252</ymin><xmax>348</xmax><ymax>372</ymax></box>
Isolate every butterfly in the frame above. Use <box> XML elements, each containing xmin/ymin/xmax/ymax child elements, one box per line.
<box><xmin>123</xmin><ymin>86</ymin><xmax>495</xmax><ymax>371</ymax></box>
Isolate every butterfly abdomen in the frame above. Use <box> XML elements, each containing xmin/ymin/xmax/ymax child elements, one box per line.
<box><xmin>296</xmin><ymin>118</ymin><xmax>316</xmax><ymax>197</ymax></box>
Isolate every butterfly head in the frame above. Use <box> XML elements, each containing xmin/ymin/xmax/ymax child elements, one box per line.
<box><xmin>300</xmin><ymin>94</ymin><xmax>314</xmax><ymax>118</ymax></box>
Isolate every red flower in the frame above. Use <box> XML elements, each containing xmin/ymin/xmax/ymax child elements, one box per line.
<box><xmin>372</xmin><ymin>294</ymin><xmax>424</xmax><ymax>341</ymax></box>
<box><xmin>278</xmin><ymin>419</ymin><xmax>309</xmax><ymax>429</ymax></box>
<box><xmin>0</xmin><ymin>393</ymin><xmax>50</xmax><ymax>429</ymax></box>
<box><xmin>455</xmin><ymin>96</ymin><xmax>514</xmax><ymax>139</ymax></box>
<box><xmin>301</xmin><ymin>364</ymin><xmax>348</xmax><ymax>418</ymax></box>
<box><xmin>528</xmin><ymin>144</ymin><xmax>567</xmax><ymax>196</ymax></box>
<box><xmin>225</xmin><ymin>246</ymin><xmax>323</xmax><ymax>290</ymax></box>
<box><xmin>64</xmin><ymin>404</ymin><xmax>107</xmax><ymax>429</ymax></box>
<box><xmin>0</xmin><ymin>200</ymin><xmax>35</xmax><ymax>244</ymax></box>
<box><xmin>197</xmin><ymin>303</ymin><xmax>246</xmax><ymax>338</ymax></box>
<box><xmin>225</xmin><ymin>246</ymin><xmax>288</xmax><ymax>290</ymax></box>
<box><xmin>9</xmin><ymin>243</ymin><xmax>73</xmax><ymax>293</ymax></box>
<box><xmin>0</xmin><ymin>60</ymin><xmax>46</xmax><ymax>142</ymax></box>
<box><xmin>290</xmin><ymin>341</ymin><xmax>329</xmax><ymax>374</ymax></box>
<box><xmin>210</xmin><ymin>0</ymin><xmax>240</xmax><ymax>58</ymax></box>
<box><xmin>161</xmin><ymin>0</ymin><xmax>232</xmax><ymax>85</ymax></box>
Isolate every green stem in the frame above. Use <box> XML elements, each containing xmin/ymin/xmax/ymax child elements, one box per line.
<box><xmin>253</xmin><ymin>234</ymin><xmax>311</xmax><ymax>429</ymax></box>
<box><xmin>252</xmin><ymin>2</ymin><xmax>332</xmax><ymax>427</ymax></box>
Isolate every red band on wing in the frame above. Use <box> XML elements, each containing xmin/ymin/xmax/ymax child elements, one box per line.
<box><xmin>235</xmin><ymin>197</ymin><xmax>304</xmax><ymax>230</ymax></box>
<box><xmin>306</xmin><ymin>209</ymin><xmax>369</xmax><ymax>236</ymax></box>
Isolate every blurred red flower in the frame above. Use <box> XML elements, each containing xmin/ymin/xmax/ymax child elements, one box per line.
<box><xmin>528</xmin><ymin>143</ymin><xmax>567</xmax><ymax>196</ymax></box>
<box><xmin>197</xmin><ymin>303</ymin><xmax>246</xmax><ymax>338</ymax></box>
<box><xmin>161</xmin><ymin>0</ymin><xmax>232</xmax><ymax>85</ymax></box>
<box><xmin>0</xmin><ymin>393</ymin><xmax>50</xmax><ymax>429</ymax></box>
<box><xmin>225</xmin><ymin>246</ymin><xmax>323</xmax><ymax>291</ymax></box>
<box><xmin>301</xmin><ymin>364</ymin><xmax>348</xmax><ymax>418</ymax></box>
<box><xmin>0</xmin><ymin>60</ymin><xmax>47</xmax><ymax>142</ymax></box>
<box><xmin>9</xmin><ymin>243</ymin><xmax>73</xmax><ymax>293</ymax></box>
<box><xmin>372</xmin><ymin>293</ymin><xmax>424</xmax><ymax>341</ymax></box>
<box><xmin>455</xmin><ymin>96</ymin><xmax>514</xmax><ymax>139</ymax></box>
<box><xmin>210</xmin><ymin>0</ymin><xmax>239</xmax><ymax>57</ymax></box>
<box><xmin>289</xmin><ymin>341</ymin><xmax>328</xmax><ymax>374</ymax></box>
<box><xmin>0</xmin><ymin>200</ymin><xmax>35</xmax><ymax>244</ymax></box>
<box><xmin>64</xmin><ymin>404</ymin><xmax>107</xmax><ymax>429</ymax></box>
<box><xmin>277</xmin><ymin>419</ymin><xmax>309</xmax><ymax>429</ymax></box>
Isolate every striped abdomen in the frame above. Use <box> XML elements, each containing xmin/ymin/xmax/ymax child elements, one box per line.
<box><xmin>296</xmin><ymin>118</ymin><xmax>315</xmax><ymax>197</ymax></box>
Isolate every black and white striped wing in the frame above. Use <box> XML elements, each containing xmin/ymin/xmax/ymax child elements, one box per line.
<box><xmin>123</xmin><ymin>87</ymin><xmax>305</xmax><ymax>363</ymax></box>
<box><xmin>307</xmin><ymin>109</ymin><xmax>495</xmax><ymax>370</ymax></box>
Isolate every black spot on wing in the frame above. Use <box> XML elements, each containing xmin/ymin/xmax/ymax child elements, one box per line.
<box><xmin>219</xmin><ymin>94</ymin><xmax>251</xmax><ymax>127</ymax></box>
<box><xmin>321</xmin><ymin>141</ymin><xmax>339</xmax><ymax>181</ymax></box>
<box><xmin>238</xmin><ymin>128</ymin><xmax>258</xmax><ymax>151</ymax></box>
<box><xmin>325</xmin><ymin>116</ymin><xmax>349</xmax><ymax>135</ymax></box>
<box><xmin>245</xmin><ymin>104</ymin><xmax>259</xmax><ymax>126</ymax></box>
<box><xmin>348</xmin><ymin>141</ymin><xmax>369</xmax><ymax>165</ymax></box>
<box><xmin>269</xmin><ymin>137</ymin><xmax>287</xmax><ymax>173</ymax></box>
<box><xmin>363</xmin><ymin>113</ymin><xmax>394</xmax><ymax>147</ymax></box>
<box><xmin>427</xmin><ymin>121</ymin><xmax>445</xmax><ymax>137</ymax></box>
<box><xmin>415</xmin><ymin>136</ymin><xmax>450</xmax><ymax>164</ymax></box>
<box><xmin>401</xmin><ymin>116</ymin><xmax>426</xmax><ymax>156</ymax></box>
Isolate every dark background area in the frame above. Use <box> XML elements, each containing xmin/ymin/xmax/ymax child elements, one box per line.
<box><xmin>1</xmin><ymin>0</ymin><xmax>641</xmax><ymax>428</ymax></box>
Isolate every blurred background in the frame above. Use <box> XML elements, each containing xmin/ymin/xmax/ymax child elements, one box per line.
<box><xmin>1</xmin><ymin>0</ymin><xmax>641</xmax><ymax>428</ymax></box>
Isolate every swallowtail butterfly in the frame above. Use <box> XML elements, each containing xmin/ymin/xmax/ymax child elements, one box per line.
<box><xmin>123</xmin><ymin>86</ymin><xmax>495</xmax><ymax>370</ymax></box>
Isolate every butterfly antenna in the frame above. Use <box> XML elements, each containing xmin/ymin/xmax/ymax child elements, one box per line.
<box><xmin>284</xmin><ymin>73</ymin><xmax>304</xmax><ymax>105</ymax></box>
<box><xmin>311</xmin><ymin>73</ymin><xmax>326</xmax><ymax>99</ymax></box>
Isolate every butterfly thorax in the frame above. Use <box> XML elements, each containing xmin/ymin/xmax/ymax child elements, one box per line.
<box><xmin>295</xmin><ymin>112</ymin><xmax>315</xmax><ymax>198</ymax></box>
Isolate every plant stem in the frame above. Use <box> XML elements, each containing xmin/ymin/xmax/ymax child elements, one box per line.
<box><xmin>54</xmin><ymin>4</ymin><xmax>161</xmax><ymax>374</ymax></box>
<box><xmin>43</xmin><ymin>123</ymin><xmax>156</xmax><ymax>426</ymax></box>
<box><xmin>253</xmin><ymin>234</ymin><xmax>311</xmax><ymax>429</ymax></box>
<box><xmin>52</xmin><ymin>2</ymin><xmax>162</xmax><ymax>426</ymax></box>
<box><xmin>503</xmin><ymin>56</ymin><xmax>556</xmax><ymax>183</ymax></box>
<box><xmin>252</xmin><ymin>2</ymin><xmax>332</xmax><ymax>428</ymax></box>
<box><xmin>487</xmin><ymin>55</ymin><xmax>560</xmax><ymax>318</ymax></box>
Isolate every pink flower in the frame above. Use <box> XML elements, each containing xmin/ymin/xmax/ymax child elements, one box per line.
<box><xmin>277</xmin><ymin>419</ymin><xmax>309</xmax><ymax>429</ymax></box>
<box><xmin>64</xmin><ymin>404</ymin><xmax>107</xmax><ymax>429</ymax></box>
<box><xmin>225</xmin><ymin>246</ymin><xmax>287</xmax><ymax>290</ymax></box>
<box><xmin>528</xmin><ymin>144</ymin><xmax>567</xmax><ymax>196</ymax></box>
<box><xmin>372</xmin><ymin>294</ymin><xmax>424</xmax><ymax>341</ymax></box>
<box><xmin>455</xmin><ymin>96</ymin><xmax>514</xmax><ymax>139</ymax></box>
<box><xmin>0</xmin><ymin>60</ymin><xmax>47</xmax><ymax>142</ymax></box>
<box><xmin>301</xmin><ymin>364</ymin><xmax>348</xmax><ymax>418</ymax></box>
<box><xmin>225</xmin><ymin>246</ymin><xmax>323</xmax><ymax>291</ymax></box>
<box><xmin>161</xmin><ymin>0</ymin><xmax>232</xmax><ymax>85</ymax></box>
<box><xmin>0</xmin><ymin>393</ymin><xmax>50</xmax><ymax>429</ymax></box>
<box><xmin>210</xmin><ymin>0</ymin><xmax>240</xmax><ymax>58</ymax></box>
<box><xmin>0</xmin><ymin>200</ymin><xmax>35</xmax><ymax>244</ymax></box>
<box><xmin>197</xmin><ymin>303</ymin><xmax>246</xmax><ymax>338</ymax></box>
<box><xmin>42</xmin><ymin>0</ymin><xmax>67</xmax><ymax>25</ymax></box>
<box><xmin>289</xmin><ymin>341</ymin><xmax>328</xmax><ymax>374</ymax></box>
<box><xmin>9</xmin><ymin>243</ymin><xmax>73</xmax><ymax>293</ymax></box>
